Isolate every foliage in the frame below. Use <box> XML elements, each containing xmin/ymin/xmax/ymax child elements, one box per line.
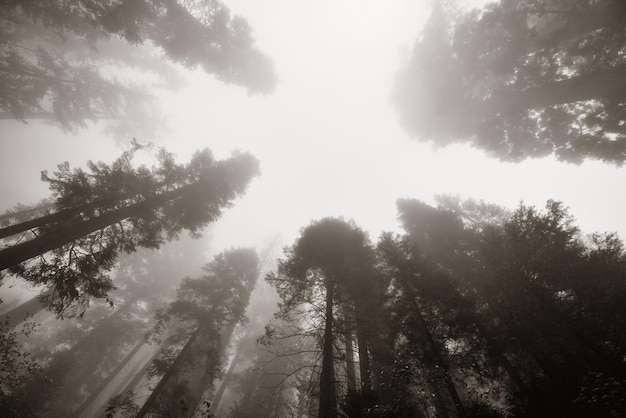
<box><xmin>392</xmin><ymin>0</ymin><xmax>626</xmax><ymax>164</ymax></box>
<box><xmin>0</xmin><ymin>318</ymin><xmax>49</xmax><ymax>418</ymax></box>
<box><xmin>142</xmin><ymin>248</ymin><xmax>259</xmax><ymax>417</ymax></box>
<box><xmin>0</xmin><ymin>0</ymin><xmax>276</xmax><ymax>135</ymax></box>
<box><xmin>1</xmin><ymin>147</ymin><xmax>259</xmax><ymax>316</ymax></box>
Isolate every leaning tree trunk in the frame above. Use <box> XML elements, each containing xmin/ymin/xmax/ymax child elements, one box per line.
<box><xmin>71</xmin><ymin>338</ymin><xmax>146</xmax><ymax>418</ymax></box>
<box><xmin>0</xmin><ymin>202</ymin><xmax>54</xmax><ymax>225</ymax></box>
<box><xmin>0</xmin><ymin>178</ymin><xmax>212</xmax><ymax>270</ymax></box>
<box><xmin>136</xmin><ymin>326</ymin><xmax>203</xmax><ymax>418</ymax></box>
<box><xmin>208</xmin><ymin>331</ymin><xmax>247</xmax><ymax>415</ymax></box>
<box><xmin>1</xmin><ymin>295</ymin><xmax>46</xmax><ymax>328</ymax></box>
<box><xmin>318</xmin><ymin>279</ymin><xmax>337</xmax><ymax>418</ymax></box>
<box><xmin>0</xmin><ymin>178</ymin><xmax>177</xmax><ymax>240</ymax></box>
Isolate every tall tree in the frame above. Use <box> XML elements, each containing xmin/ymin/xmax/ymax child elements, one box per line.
<box><xmin>136</xmin><ymin>247</ymin><xmax>259</xmax><ymax>417</ymax></box>
<box><xmin>392</xmin><ymin>0</ymin><xmax>626</xmax><ymax>164</ymax></box>
<box><xmin>0</xmin><ymin>0</ymin><xmax>276</xmax><ymax>134</ymax></box>
<box><xmin>268</xmin><ymin>218</ymin><xmax>374</xmax><ymax>418</ymax></box>
<box><xmin>0</xmin><ymin>147</ymin><xmax>259</xmax><ymax>315</ymax></box>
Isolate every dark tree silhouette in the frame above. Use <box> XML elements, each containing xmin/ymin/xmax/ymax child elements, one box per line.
<box><xmin>392</xmin><ymin>0</ymin><xmax>626</xmax><ymax>164</ymax></box>
<box><xmin>137</xmin><ymin>248</ymin><xmax>259</xmax><ymax>417</ymax></box>
<box><xmin>0</xmin><ymin>147</ymin><xmax>259</xmax><ymax>315</ymax></box>
<box><xmin>268</xmin><ymin>218</ymin><xmax>375</xmax><ymax>418</ymax></box>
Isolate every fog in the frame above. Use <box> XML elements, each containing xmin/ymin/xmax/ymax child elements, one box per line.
<box><xmin>1</xmin><ymin>1</ymin><xmax>626</xmax><ymax>417</ymax></box>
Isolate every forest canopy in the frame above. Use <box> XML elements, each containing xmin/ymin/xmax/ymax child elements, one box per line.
<box><xmin>0</xmin><ymin>0</ymin><xmax>277</xmax><ymax>135</ymax></box>
<box><xmin>0</xmin><ymin>145</ymin><xmax>260</xmax><ymax>316</ymax></box>
<box><xmin>392</xmin><ymin>0</ymin><xmax>626</xmax><ymax>164</ymax></box>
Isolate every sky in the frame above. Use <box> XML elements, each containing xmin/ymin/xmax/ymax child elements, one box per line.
<box><xmin>1</xmin><ymin>0</ymin><xmax>626</xmax><ymax>263</ymax></box>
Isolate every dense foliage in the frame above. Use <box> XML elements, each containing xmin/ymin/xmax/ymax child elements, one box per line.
<box><xmin>259</xmin><ymin>201</ymin><xmax>626</xmax><ymax>417</ymax></box>
<box><xmin>392</xmin><ymin>0</ymin><xmax>626</xmax><ymax>164</ymax></box>
<box><xmin>0</xmin><ymin>146</ymin><xmax>259</xmax><ymax>316</ymax></box>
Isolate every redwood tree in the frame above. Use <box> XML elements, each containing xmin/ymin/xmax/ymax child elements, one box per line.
<box><xmin>0</xmin><ymin>148</ymin><xmax>259</xmax><ymax>315</ymax></box>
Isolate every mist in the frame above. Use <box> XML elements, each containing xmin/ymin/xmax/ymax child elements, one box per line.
<box><xmin>2</xmin><ymin>1</ymin><xmax>626</xmax><ymax>417</ymax></box>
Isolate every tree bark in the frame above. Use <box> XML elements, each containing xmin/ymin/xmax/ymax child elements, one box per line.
<box><xmin>0</xmin><ymin>178</ymin><xmax>210</xmax><ymax>271</ymax></box>
<box><xmin>318</xmin><ymin>279</ymin><xmax>337</xmax><ymax>418</ymax></box>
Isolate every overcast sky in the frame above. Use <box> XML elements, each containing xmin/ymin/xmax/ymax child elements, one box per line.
<box><xmin>1</xmin><ymin>0</ymin><xmax>626</xmax><ymax>259</ymax></box>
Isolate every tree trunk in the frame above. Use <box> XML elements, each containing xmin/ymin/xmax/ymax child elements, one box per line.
<box><xmin>209</xmin><ymin>332</ymin><xmax>246</xmax><ymax>415</ymax></box>
<box><xmin>345</xmin><ymin>330</ymin><xmax>357</xmax><ymax>392</ymax></box>
<box><xmin>318</xmin><ymin>280</ymin><xmax>337</xmax><ymax>418</ymax></box>
<box><xmin>70</xmin><ymin>338</ymin><xmax>146</xmax><ymax>418</ymax></box>
<box><xmin>412</xmin><ymin>303</ymin><xmax>465</xmax><ymax>418</ymax></box>
<box><xmin>64</xmin><ymin>297</ymin><xmax>137</xmax><ymax>359</ymax></box>
<box><xmin>1</xmin><ymin>295</ymin><xmax>45</xmax><ymax>328</ymax></box>
<box><xmin>136</xmin><ymin>326</ymin><xmax>203</xmax><ymax>418</ymax></box>
<box><xmin>354</xmin><ymin>300</ymin><xmax>371</xmax><ymax>390</ymax></box>
<box><xmin>0</xmin><ymin>178</ymin><xmax>210</xmax><ymax>271</ymax></box>
<box><xmin>0</xmin><ymin>202</ymin><xmax>54</xmax><ymax>224</ymax></box>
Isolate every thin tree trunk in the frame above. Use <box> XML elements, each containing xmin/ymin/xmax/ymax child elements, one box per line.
<box><xmin>64</xmin><ymin>297</ymin><xmax>137</xmax><ymax>359</ymax></box>
<box><xmin>318</xmin><ymin>280</ymin><xmax>337</xmax><ymax>418</ymax></box>
<box><xmin>345</xmin><ymin>330</ymin><xmax>356</xmax><ymax>392</ymax></box>
<box><xmin>0</xmin><ymin>202</ymin><xmax>54</xmax><ymax>224</ymax></box>
<box><xmin>136</xmin><ymin>326</ymin><xmax>203</xmax><ymax>418</ymax></box>
<box><xmin>412</xmin><ymin>304</ymin><xmax>465</xmax><ymax>418</ymax></box>
<box><xmin>342</xmin><ymin>306</ymin><xmax>357</xmax><ymax>392</ymax></box>
<box><xmin>0</xmin><ymin>202</ymin><xmax>102</xmax><ymax>240</ymax></box>
<box><xmin>1</xmin><ymin>295</ymin><xmax>45</xmax><ymax>328</ymax></box>
<box><xmin>70</xmin><ymin>338</ymin><xmax>146</xmax><ymax>418</ymax></box>
<box><xmin>0</xmin><ymin>179</ymin><xmax>175</xmax><ymax>240</ymax></box>
<box><xmin>354</xmin><ymin>300</ymin><xmax>371</xmax><ymax>390</ymax></box>
<box><xmin>0</xmin><ymin>178</ymin><xmax>210</xmax><ymax>271</ymax></box>
<box><xmin>209</xmin><ymin>332</ymin><xmax>247</xmax><ymax>414</ymax></box>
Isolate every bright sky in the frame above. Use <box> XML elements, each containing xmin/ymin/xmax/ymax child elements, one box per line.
<box><xmin>1</xmin><ymin>0</ymin><xmax>626</xmax><ymax>259</ymax></box>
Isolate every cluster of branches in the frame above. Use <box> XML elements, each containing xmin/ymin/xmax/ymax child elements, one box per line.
<box><xmin>0</xmin><ymin>0</ymin><xmax>276</xmax><ymax>135</ymax></box>
<box><xmin>259</xmin><ymin>201</ymin><xmax>626</xmax><ymax>417</ymax></box>
<box><xmin>392</xmin><ymin>0</ymin><xmax>626</xmax><ymax>164</ymax></box>
<box><xmin>0</xmin><ymin>145</ymin><xmax>259</xmax><ymax>316</ymax></box>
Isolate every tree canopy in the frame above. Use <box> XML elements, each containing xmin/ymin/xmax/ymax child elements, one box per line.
<box><xmin>0</xmin><ymin>146</ymin><xmax>260</xmax><ymax>316</ymax></box>
<box><xmin>392</xmin><ymin>0</ymin><xmax>626</xmax><ymax>164</ymax></box>
<box><xmin>0</xmin><ymin>0</ymin><xmax>277</xmax><ymax>134</ymax></box>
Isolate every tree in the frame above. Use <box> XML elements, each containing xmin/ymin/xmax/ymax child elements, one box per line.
<box><xmin>0</xmin><ymin>0</ymin><xmax>276</xmax><ymax>134</ymax></box>
<box><xmin>268</xmin><ymin>218</ymin><xmax>375</xmax><ymax>418</ymax></box>
<box><xmin>396</xmin><ymin>197</ymin><xmax>626</xmax><ymax>416</ymax></box>
<box><xmin>136</xmin><ymin>248</ymin><xmax>259</xmax><ymax>417</ymax></box>
<box><xmin>392</xmin><ymin>0</ymin><xmax>626</xmax><ymax>164</ymax></box>
<box><xmin>0</xmin><ymin>147</ymin><xmax>259</xmax><ymax>315</ymax></box>
<box><xmin>0</xmin><ymin>318</ymin><xmax>50</xmax><ymax>418</ymax></box>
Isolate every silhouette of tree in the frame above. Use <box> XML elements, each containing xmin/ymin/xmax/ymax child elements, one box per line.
<box><xmin>392</xmin><ymin>0</ymin><xmax>626</xmax><ymax>164</ymax></box>
<box><xmin>0</xmin><ymin>147</ymin><xmax>259</xmax><ymax>315</ymax></box>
